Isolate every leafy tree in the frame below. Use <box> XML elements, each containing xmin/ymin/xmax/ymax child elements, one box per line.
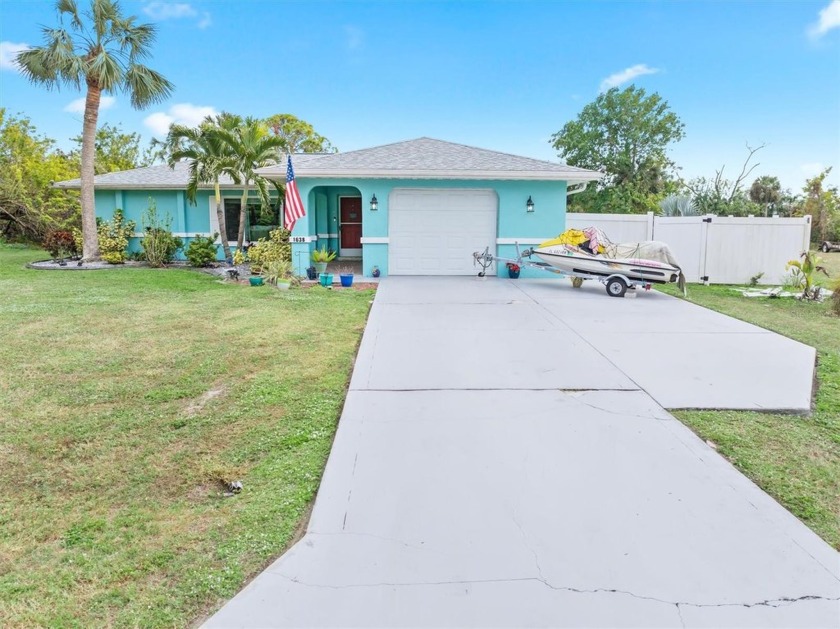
<box><xmin>17</xmin><ymin>0</ymin><xmax>173</xmax><ymax>261</ymax></box>
<box><xmin>71</xmin><ymin>122</ymin><xmax>153</xmax><ymax>174</ymax></box>
<box><xmin>550</xmin><ymin>86</ymin><xmax>684</xmax><ymax>213</ymax></box>
<box><xmin>0</xmin><ymin>109</ymin><xmax>79</xmax><ymax>240</ymax></box>
<box><xmin>798</xmin><ymin>168</ymin><xmax>839</xmax><ymax>243</ymax></box>
<box><xmin>216</xmin><ymin>118</ymin><xmax>284</xmax><ymax>251</ymax></box>
<box><xmin>749</xmin><ymin>175</ymin><xmax>782</xmax><ymax>216</ymax></box>
<box><xmin>264</xmin><ymin>114</ymin><xmax>336</xmax><ymax>154</ymax></box>
<box><xmin>161</xmin><ymin>113</ymin><xmax>240</xmax><ymax>261</ymax></box>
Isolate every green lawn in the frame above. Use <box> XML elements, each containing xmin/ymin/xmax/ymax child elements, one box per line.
<box><xmin>0</xmin><ymin>244</ymin><xmax>374</xmax><ymax>627</ymax></box>
<box><xmin>658</xmin><ymin>261</ymin><xmax>840</xmax><ymax>550</ymax></box>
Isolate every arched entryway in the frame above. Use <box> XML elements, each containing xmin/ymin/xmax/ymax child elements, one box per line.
<box><xmin>308</xmin><ymin>185</ymin><xmax>363</xmax><ymax>259</ymax></box>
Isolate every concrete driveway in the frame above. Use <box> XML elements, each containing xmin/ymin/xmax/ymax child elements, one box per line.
<box><xmin>206</xmin><ymin>277</ymin><xmax>838</xmax><ymax>628</ymax></box>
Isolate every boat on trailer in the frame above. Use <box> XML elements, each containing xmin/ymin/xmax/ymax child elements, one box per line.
<box><xmin>531</xmin><ymin>243</ymin><xmax>681</xmax><ymax>285</ymax></box>
<box><xmin>472</xmin><ymin>242</ymin><xmax>683</xmax><ymax>298</ymax></box>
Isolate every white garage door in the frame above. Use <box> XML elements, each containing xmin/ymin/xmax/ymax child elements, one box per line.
<box><xmin>388</xmin><ymin>189</ymin><xmax>497</xmax><ymax>275</ymax></box>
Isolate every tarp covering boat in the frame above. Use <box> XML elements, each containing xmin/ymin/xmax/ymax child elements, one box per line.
<box><xmin>534</xmin><ymin>227</ymin><xmax>686</xmax><ymax>293</ymax></box>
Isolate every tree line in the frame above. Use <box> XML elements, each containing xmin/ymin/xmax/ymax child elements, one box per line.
<box><xmin>551</xmin><ymin>85</ymin><xmax>839</xmax><ymax>242</ymax></box>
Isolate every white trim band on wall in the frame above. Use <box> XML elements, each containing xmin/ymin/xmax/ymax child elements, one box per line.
<box><xmin>316</xmin><ymin>233</ymin><xmax>339</xmax><ymax>238</ymax></box>
<box><xmin>496</xmin><ymin>238</ymin><xmax>546</xmax><ymax>245</ymax></box>
<box><xmin>132</xmin><ymin>232</ymin><xmax>212</xmax><ymax>238</ymax></box>
<box><xmin>360</xmin><ymin>237</ymin><xmax>389</xmax><ymax>244</ymax></box>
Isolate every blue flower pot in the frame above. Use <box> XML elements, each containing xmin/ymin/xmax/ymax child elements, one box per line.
<box><xmin>340</xmin><ymin>274</ymin><xmax>354</xmax><ymax>287</ymax></box>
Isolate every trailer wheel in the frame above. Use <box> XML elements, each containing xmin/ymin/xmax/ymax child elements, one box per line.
<box><xmin>606</xmin><ymin>277</ymin><xmax>627</xmax><ymax>298</ymax></box>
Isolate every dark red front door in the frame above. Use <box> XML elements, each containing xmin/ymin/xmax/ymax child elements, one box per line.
<box><xmin>340</xmin><ymin>197</ymin><xmax>362</xmax><ymax>252</ymax></box>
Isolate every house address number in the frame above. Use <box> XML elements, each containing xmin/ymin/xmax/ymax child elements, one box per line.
<box><xmin>291</xmin><ymin>237</ymin><xmax>308</xmax><ymax>243</ymax></box>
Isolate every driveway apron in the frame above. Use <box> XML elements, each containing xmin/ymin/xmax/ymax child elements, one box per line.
<box><xmin>206</xmin><ymin>277</ymin><xmax>838</xmax><ymax>628</ymax></box>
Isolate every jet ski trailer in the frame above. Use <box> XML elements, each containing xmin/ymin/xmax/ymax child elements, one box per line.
<box><xmin>472</xmin><ymin>242</ymin><xmax>682</xmax><ymax>298</ymax></box>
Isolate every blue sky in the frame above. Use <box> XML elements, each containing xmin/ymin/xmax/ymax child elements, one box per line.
<box><xmin>1</xmin><ymin>0</ymin><xmax>838</xmax><ymax>192</ymax></box>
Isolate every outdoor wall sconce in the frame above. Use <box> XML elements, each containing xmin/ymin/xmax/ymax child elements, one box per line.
<box><xmin>370</xmin><ymin>194</ymin><xmax>378</xmax><ymax>211</ymax></box>
<box><xmin>526</xmin><ymin>196</ymin><xmax>534</xmax><ymax>213</ymax></box>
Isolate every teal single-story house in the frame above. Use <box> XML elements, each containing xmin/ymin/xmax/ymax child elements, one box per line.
<box><xmin>55</xmin><ymin>138</ymin><xmax>602</xmax><ymax>277</ymax></box>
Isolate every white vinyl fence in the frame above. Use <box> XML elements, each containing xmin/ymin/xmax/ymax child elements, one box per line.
<box><xmin>566</xmin><ymin>212</ymin><xmax>812</xmax><ymax>284</ymax></box>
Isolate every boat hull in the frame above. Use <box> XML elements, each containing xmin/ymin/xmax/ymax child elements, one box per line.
<box><xmin>532</xmin><ymin>245</ymin><xmax>680</xmax><ymax>284</ymax></box>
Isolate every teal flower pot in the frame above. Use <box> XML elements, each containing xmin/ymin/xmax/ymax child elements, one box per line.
<box><xmin>249</xmin><ymin>277</ymin><xmax>264</xmax><ymax>286</ymax></box>
<box><xmin>319</xmin><ymin>273</ymin><xmax>334</xmax><ymax>287</ymax></box>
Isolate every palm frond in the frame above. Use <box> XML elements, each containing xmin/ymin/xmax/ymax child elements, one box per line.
<box><xmin>124</xmin><ymin>64</ymin><xmax>174</xmax><ymax>108</ymax></box>
<box><xmin>659</xmin><ymin>194</ymin><xmax>698</xmax><ymax>217</ymax></box>
<box><xmin>87</xmin><ymin>50</ymin><xmax>124</xmax><ymax>90</ymax></box>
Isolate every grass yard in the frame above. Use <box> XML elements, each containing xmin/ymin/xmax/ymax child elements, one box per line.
<box><xmin>658</xmin><ymin>257</ymin><xmax>840</xmax><ymax>550</ymax></box>
<box><xmin>0</xmin><ymin>244</ymin><xmax>374</xmax><ymax>627</ymax></box>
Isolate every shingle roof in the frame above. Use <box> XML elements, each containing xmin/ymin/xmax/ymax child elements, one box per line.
<box><xmin>53</xmin><ymin>139</ymin><xmax>602</xmax><ymax>188</ymax></box>
<box><xmin>258</xmin><ymin>137</ymin><xmax>603</xmax><ymax>182</ymax></box>
<box><xmin>53</xmin><ymin>154</ymin><xmax>327</xmax><ymax>189</ymax></box>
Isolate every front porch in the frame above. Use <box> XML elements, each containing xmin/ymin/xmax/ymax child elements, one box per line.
<box><xmin>307</xmin><ymin>185</ymin><xmax>364</xmax><ymax>258</ymax></box>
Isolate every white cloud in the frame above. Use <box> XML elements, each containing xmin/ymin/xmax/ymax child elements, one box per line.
<box><xmin>142</xmin><ymin>2</ymin><xmax>210</xmax><ymax>28</ymax></box>
<box><xmin>599</xmin><ymin>64</ymin><xmax>660</xmax><ymax>92</ymax></box>
<box><xmin>143</xmin><ymin>103</ymin><xmax>218</xmax><ymax>136</ymax></box>
<box><xmin>64</xmin><ymin>95</ymin><xmax>116</xmax><ymax>114</ymax></box>
<box><xmin>344</xmin><ymin>25</ymin><xmax>363</xmax><ymax>50</ymax></box>
<box><xmin>0</xmin><ymin>41</ymin><xmax>29</xmax><ymax>72</ymax></box>
<box><xmin>143</xmin><ymin>2</ymin><xmax>197</xmax><ymax>20</ymax></box>
<box><xmin>808</xmin><ymin>0</ymin><xmax>840</xmax><ymax>38</ymax></box>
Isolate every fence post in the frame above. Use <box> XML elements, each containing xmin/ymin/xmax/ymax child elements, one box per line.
<box><xmin>646</xmin><ymin>211</ymin><xmax>654</xmax><ymax>240</ymax></box>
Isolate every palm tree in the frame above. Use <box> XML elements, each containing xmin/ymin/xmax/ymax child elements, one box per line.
<box><xmin>17</xmin><ymin>0</ymin><xmax>173</xmax><ymax>260</ymax></box>
<box><xmin>217</xmin><ymin>118</ymin><xmax>285</xmax><ymax>251</ymax></box>
<box><xmin>163</xmin><ymin>115</ymin><xmax>240</xmax><ymax>261</ymax></box>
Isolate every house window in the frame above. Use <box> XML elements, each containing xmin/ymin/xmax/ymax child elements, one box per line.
<box><xmin>222</xmin><ymin>199</ymin><xmax>280</xmax><ymax>242</ymax></box>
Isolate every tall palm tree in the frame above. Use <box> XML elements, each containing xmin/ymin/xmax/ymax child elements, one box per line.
<box><xmin>17</xmin><ymin>0</ymin><xmax>173</xmax><ymax>260</ymax></box>
<box><xmin>217</xmin><ymin>118</ymin><xmax>285</xmax><ymax>251</ymax></box>
<box><xmin>163</xmin><ymin>115</ymin><xmax>239</xmax><ymax>261</ymax></box>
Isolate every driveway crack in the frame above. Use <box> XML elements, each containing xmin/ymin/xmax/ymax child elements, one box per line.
<box><xmin>274</xmin><ymin>572</ymin><xmax>839</xmax><ymax>611</ymax></box>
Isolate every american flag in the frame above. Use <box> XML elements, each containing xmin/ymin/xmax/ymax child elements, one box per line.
<box><xmin>283</xmin><ymin>156</ymin><xmax>305</xmax><ymax>231</ymax></box>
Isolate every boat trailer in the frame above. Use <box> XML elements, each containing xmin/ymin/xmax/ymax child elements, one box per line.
<box><xmin>472</xmin><ymin>243</ymin><xmax>655</xmax><ymax>298</ymax></box>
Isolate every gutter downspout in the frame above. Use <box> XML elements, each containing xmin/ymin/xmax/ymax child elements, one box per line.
<box><xmin>567</xmin><ymin>182</ymin><xmax>589</xmax><ymax>196</ymax></box>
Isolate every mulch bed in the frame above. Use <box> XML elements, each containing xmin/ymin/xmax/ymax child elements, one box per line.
<box><xmin>26</xmin><ymin>258</ymin><xmax>378</xmax><ymax>290</ymax></box>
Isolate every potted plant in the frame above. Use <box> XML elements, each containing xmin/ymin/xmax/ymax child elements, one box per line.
<box><xmin>311</xmin><ymin>247</ymin><xmax>336</xmax><ymax>274</ymax></box>
<box><xmin>338</xmin><ymin>265</ymin><xmax>355</xmax><ymax>287</ymax></box>
<box><xmin>306</xmin><ymin>265</ymin><xmax>318</xmax><ymax>280</ymax></box>
<box><xmin>506</xmin><ymin>262</ymin><xmax>521</xmax><ymax>279</ymax></box>
<box><xmin>262</xmin><ymin>259</ymin><xmax>292</xmax><ymax>289</ymax></box>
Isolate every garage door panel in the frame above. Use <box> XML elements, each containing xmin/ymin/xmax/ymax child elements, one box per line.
<box><xmin>389</xmin><ymin>189</ymin><xmax>497</xmax><ymax>275</ymax></box>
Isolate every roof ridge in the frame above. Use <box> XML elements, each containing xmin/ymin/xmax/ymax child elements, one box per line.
<box><xmin>415</xmin><ymin>137</ymin><xmax>592</xmax><ymax>172</ymax></box>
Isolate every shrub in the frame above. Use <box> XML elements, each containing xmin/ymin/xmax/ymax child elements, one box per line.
<box><xmin>232</xmin><ymin>249</ymin><xmax>245</xmax><ymax>265</ymax></box>
<box><xmin>311</xmin><ymin>246</ymin><xmax>336</xmax><ymax>264</ymax></box>
<box><xmin>261</xmin><ymin>259</ymin><xmax>293</xmax><ymax>286</ymax></box>
<box><xmin>785</xmin><ymin>251</ymin><xmax>828</xmax><ymax>300</ymax></box>
<box><xmin>43</xmin><ymin>230</ymin><xmax>78</xmax><ymax>259</ymax></box>
<box><xmin>248</xmin><ymin>227</ymin><xmax>291</xmax><ymax>273</ymax></box>
<box><xmin>185</xmin><ymin>234</ymin><xmax>219</xmax><ymax>267</ymax></box>
<box><xmin>98</xmin><ymin>209</ymin><xmax>136</xmax><ymax>264</ymax></box>
<box><xmin>140</xmin><ymin>199</ymin><xmax>182</xmax><ymax>267</ymax></box>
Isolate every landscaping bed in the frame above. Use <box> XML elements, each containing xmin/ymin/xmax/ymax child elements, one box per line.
<box><xmin>658</xmin><ymin>268</ymin><xmax>840</xmax><ymax>550</ymax></box>
<box><xmin>0</xmin><ymin>243</ymin><xmax>375</xmax><ymax>627</ymax></box>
